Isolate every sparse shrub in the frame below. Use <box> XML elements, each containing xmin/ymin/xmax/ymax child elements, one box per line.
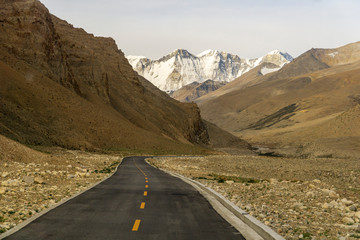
<box><xmin>303</xmin><ymin>232</ymin><xmax>312</xmax><ymax>239</ymax></box>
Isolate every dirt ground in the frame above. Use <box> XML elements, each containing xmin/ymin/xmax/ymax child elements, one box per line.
<box><xmin>148</xmin><ymin>155</ymin><xmax>360</xmax><ymax>240</ymax></box>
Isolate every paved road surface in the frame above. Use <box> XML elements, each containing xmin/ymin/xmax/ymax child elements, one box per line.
<box><xmin>4</xmin><ymin>156</ymin><xmax>245</xmax><ymax>239</ymax></box>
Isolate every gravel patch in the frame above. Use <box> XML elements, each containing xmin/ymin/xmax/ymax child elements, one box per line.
<box><xmin>148</xmin><ymin>155</ymin><xmax>360</xmax><ymax>240</ymax></box>
<box><xmin>0</xmin><ymin>150</ymin><xmax>121</xmax><ymax>235</ymax></box>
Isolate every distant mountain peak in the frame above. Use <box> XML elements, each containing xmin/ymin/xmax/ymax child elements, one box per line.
<box><xmin>127</xmin><ymin>49</ymin><xmax>293</xmax><ymax>92</ymax></box>
<box><xmin>197</xmin><ymin>49</ymin><xmax>220</xmax><ymax>57</ymax></box>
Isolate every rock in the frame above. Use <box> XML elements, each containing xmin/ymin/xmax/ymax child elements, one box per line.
<box><xmin>312</xmin><ymin>179</ymin><xmax>321</xmax><ymax>183</ymax></box>
<box><xmin>329</xmin><ymin>190</ymin><xmax>339</xmax><ymax>199</ymax></box>
<box><xmin>308</xmin><ymin>184</ymin><xmax>316</xmax><ymax>189</ymax></box>
<box><xmin>2</xmin><ymin>179</ymin><xmax>20</xmax><ymax>187</ymax></box>
<box><xmin>356</xmin><ymin>224</ymin><xmax>360</xmax><ymax>232</ymax></box>
<box><xmin>0</xmin><ymin>187</ymin><xmax>7</xmax><ymax>194</ymax></box>
<box><xmin>342</xmin><ymin>217</ymin><xmax>355</xmax><ymax>225</ymax></box>
<box><xmin>23</xmin><ymin>176</ymin><xmax>34</xmax><ymax>184</ymax></box>
<box><xmin>76</xmin><ymin>167</ymin><xmax>87</xmax><ymax>172</ymax></box>
<box><xmin>322</xmin><ymin>203</ymin><xmax>329</xmax><ymax>209</ymax></box>
<box><xmin>67</xmin><ymin>174</ymin><xmax>75</xmax><ymax>179</ymax></box>
<box><xmin>355</xmin><ymin>211</ymin><xmax>360</xmax><ymax>219</ymax></box>
<box><xmin>75</xmin><ymin>172</ymin><xmax>87</xmax><ymax>178</ymax></box>
<box><xmin>306</xmin><ymin>191</ymin><xmax>315</xmax><ymax>198</ymax></box>
<box><xmin>329</xmin><ymin>200</ymin><xmax>339</xmax><ymax>208</ymax></box>
<box><xmin>225</xmin><ymin>180</ymin><xmax>234</xmax><ymax>185</ymax></box>
<box><xmin>341</xmin><ymin>198</ymin><xmax>354</xmax><ymax>206</ymax></box>
<box><xmin>245</xmin><ymin>204</ymin><xmax>252</xmax><ymax>211</ymax></box>
<box><xmin>1</xmin><ymin>172</ymin><xmax>9</xmax><ymax>178</ymax></box>
<box><xmin>34</xmin><ymin>177</ymin><xmax>44</xmax><ymax>184</ymax></box>
<box><xmin>350</xmin><ymin>205</ymin><xmax>358</xmax><ymax>212</ymax></box>
<box><xmin>269</xmin><ymin>178</ymin><xmax>277</xmax><ymax>184</ymax></box>
<box><xmin>292</xmin><ymin>202</ymin><xmax>303</xmax><ymax>208</ymax></box>
<box><xmin>322</xmin><ymin>189</ymin><xmax>330</xmax><ymax>194</ymax></box>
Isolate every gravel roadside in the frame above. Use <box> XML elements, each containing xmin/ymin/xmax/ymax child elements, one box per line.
<box><xmin>148</xmin><ymin>155</ymin><xmax>360</xmax><ymax>240</ymax></box>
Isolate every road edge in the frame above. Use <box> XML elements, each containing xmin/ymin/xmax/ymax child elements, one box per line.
<box><xmin>0</xmin><ymin>158</ymin><xmax>123</xmax><ymax>240</ymax></box>
<box><xmin>145</xmin><ymin>158</ymin><xmax>285</xmax><ymax>240</ymax></box>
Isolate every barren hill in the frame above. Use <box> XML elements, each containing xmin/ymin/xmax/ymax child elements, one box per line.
<box><xmin>170</xmin><ymin>80</ymin><xmax>227</xmax><ymax>102</ymax></box>
<box><xmin>0</xmin><ymin>0</ymin><xmax>245</xmax><ymax>154</ymax></box>
<box><xmin>198</xmin><ymin>42</ymin><xmax>360</xmax><ymax>157</ymax></box>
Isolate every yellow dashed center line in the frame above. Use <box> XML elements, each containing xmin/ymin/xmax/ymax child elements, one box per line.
<box><xmin>132</xmin><ymin>219</ymin><xmax>141</xmax><ymax>231</ymax></box>
<box><xmin>133</xmin><ymin>159</ymin><xmax>147</xmax><ymax>177</ymax></box>
<box><xmin>131</xmin><ymin>159</ymin><xmax>152</xmax><ymax>232</ymax></box>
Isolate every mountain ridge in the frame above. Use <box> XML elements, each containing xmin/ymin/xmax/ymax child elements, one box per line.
<box><xmin>0</xmin><ymin>0</ymin><xmax>234</xmax><ymax>154</ymax></box>
<box><xmin>127</xmin><ymin>49</ymin><xmax>293</xmax><ymax>92</ymax></box>
<box><xmin>197</xmin><ymin>41</ymin><xmax>360</xmax><ymax>158</ymax></box>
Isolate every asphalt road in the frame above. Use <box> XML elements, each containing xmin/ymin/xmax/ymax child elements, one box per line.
<box><xmin>4</xmin><ymin>156</ymin><xmax>245</xmax><ymax>240</ymax></box>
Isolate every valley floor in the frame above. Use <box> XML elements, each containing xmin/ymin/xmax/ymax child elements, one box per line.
<box><xmin>149</xmin><ymin>155</ymin><xmax>360</xmax><ymax>240</ymax></box>
<box><xmin>0</xmin><ymin>149</ymin><xmax>121</xmax><ymax>235</ymax></box>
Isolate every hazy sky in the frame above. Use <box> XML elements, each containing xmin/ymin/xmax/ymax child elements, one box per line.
<box><xmin>41</xmin><ymin>0</ymin><xmax>360</xmax><ymax>59</ymax></box>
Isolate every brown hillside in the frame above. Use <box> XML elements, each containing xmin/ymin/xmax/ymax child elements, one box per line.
<box><xmin>171</xmin><ymin>80</ymin><xmax>227</xmax><ymax>102</ymax></box>
<box><xmin>0</xmin><ymin>0</ymin><xmax>213</xmax><ymax>153</ymax></box>
<box><xmin>198</xmin><ymin>42</ymin><xmax>360</xmax><ymax>157</ymax></box>
<box><xmin>196</xmin><ymin>62</ymin><xmax>280</xmax><ymax>104</ymax></box>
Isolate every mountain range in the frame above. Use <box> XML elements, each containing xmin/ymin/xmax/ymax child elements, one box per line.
<box><xmin>197</xmin><ymin>41</ymin><xmax>360</xmax><ymax>158</ymax></box>
<box><xmin>127</xmin><ymin>49</ymin><xmax>293</xmax><ymax>92</ymax></box>
<box><xmin>0</xmin><ymin>0</ymin><xmax>249</xmax><ymax>154</ymax></box>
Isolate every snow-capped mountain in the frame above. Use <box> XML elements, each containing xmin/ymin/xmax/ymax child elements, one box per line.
<box><xmin>127</xmin><ymin>49</ymin><xmax>293</xmax><ymax>92</ymax></box>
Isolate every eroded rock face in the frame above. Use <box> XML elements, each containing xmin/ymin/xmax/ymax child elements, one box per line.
<box><xmin>0</xmin><ymin>0</ymin><xmax>209</xmax><ymax>149</ymax></box>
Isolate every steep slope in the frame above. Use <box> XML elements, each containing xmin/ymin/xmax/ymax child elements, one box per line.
<box><xmin>196</xmin><ymin>62</ymin><xmax>281</xmax><ymax>104</ymax></box>
<box><xmin>127</xmin><ymin>49</ymin><xmax>292</xmax><ymax>92</ymax></box>
<box><xmin>170</xmin><ymin>80</ymin><xmax>227</xmax><ymax>102</ymax></box>
<box><xmin>0</xmin><ymin>0</ymin><xmax>213</xmax><ymax>153</ymax></box>
<box><xmin>198</xmin><ymin>42</ymin><xmax>360</xmax><ymax>157</ymax></box>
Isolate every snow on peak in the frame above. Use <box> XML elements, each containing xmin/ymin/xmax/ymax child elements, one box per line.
<box><xmin>197</xmin><ymin>49</ymin><xmax>220</xmax><ymax>57</ymax></box>
<box><xmin>328</xmin><ymin>51</ymin><xmax>339</xmax><ymax>58</ymax></box>
<box><xmin>267</xmin><ymin>50</ymin><xmax>281</xmax><ymax>55</ymax></box>
<box><xmin>126</xmin><ymin>49</ymin><xmax>293</xmax><ymax>92</ymax></box>
<box><xmin>260</xmin><ymin>66</ymin><xmax>281</xmax><ymax>75</ymax></box>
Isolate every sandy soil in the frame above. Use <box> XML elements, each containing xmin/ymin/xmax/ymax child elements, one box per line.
<box><xmin>149</xmin><ymin>155</ymin><xmax>360</xmax><ymax>240</ymax></box>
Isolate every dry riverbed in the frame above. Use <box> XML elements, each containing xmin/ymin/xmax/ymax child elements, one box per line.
<box><xmin>148</xmin><ymin>155</ymin><xmax>360</xmax><ymax>240</ymax></box>
<box><xmin>0</xmin><ymin>149</ymin><xmax>121</xmax><ymax>235</ymax></box>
